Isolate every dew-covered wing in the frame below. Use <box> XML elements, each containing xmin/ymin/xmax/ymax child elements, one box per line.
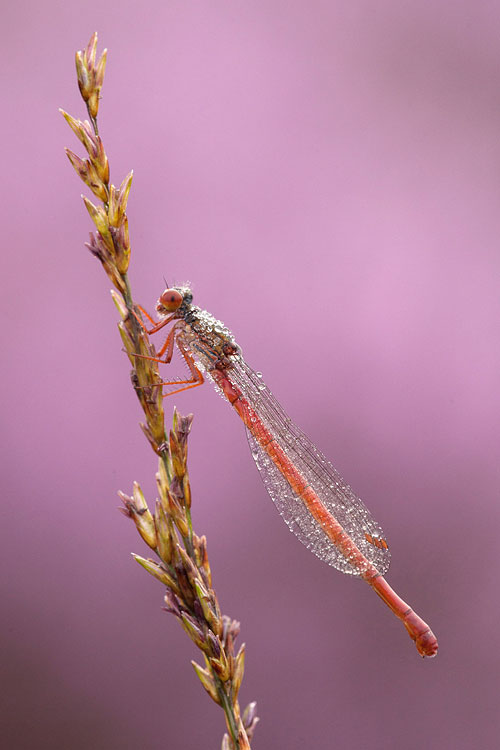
<box><xmin>228</xmin><ymin>358</ymin><xmax>391</xmax><ymax>576</ymax></box>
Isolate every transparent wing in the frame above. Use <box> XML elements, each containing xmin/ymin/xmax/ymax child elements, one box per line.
<box><xmin>227</xmin><ymin>358</ymin><xmax>391</xmax><ymax>576</ymax></box>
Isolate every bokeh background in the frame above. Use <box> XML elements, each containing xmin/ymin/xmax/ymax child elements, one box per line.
<box><xmin>2</xmin><ymin>2</ymin><xmax>500</xmax><ymax>748</ymax></box>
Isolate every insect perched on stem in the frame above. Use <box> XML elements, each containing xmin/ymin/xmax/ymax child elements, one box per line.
<box><xmin>131</xmin><ymin>285</ymin><xmax>438</xmax><ymax>658</ymax></box>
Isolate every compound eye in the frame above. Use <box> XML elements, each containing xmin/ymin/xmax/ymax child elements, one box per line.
<box><xmin>159</xmin><ymin>288</ymin><xmax>183</xmax><ymax>311</ymax></box>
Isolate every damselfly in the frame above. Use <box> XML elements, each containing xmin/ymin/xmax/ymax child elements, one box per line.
<box><xmin>131</xmin><ymin>285</ymin><xmax>438</xmax><ymax>657</ymax></box>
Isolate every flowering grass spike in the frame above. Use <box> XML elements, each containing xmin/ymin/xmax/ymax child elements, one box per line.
<box><xmin>61</xmin><ymin>33</ymin><xmax>257</xmax><ymax>750</ymax></box>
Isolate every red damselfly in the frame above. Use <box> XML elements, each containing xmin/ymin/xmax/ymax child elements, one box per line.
<box><xmin>131</xmin><ymin>285</ymin><xmax>438</xmax><ymax>657</ymax></box>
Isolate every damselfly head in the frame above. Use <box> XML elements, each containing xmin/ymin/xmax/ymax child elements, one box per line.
<box><xmin>156</xmin><ymin>285</ymin><xmax>193</xmax><ymax>315</ymax></box>
<box><xmin>157</xmin><ymin>288</ymin><xmax>183</xmax><ymax>313</ymax></box>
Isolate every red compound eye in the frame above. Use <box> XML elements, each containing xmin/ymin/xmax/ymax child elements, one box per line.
<box><xmin>159</xmin><ymin>288</ymin><xmax>183</xmax><ymax>311</ymax></box>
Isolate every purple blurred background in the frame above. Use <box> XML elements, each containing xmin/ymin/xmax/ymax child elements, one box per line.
<box><xmin>3</xmin><ymin>2</ymin><xmax>500</xmax><ymax>748</ymax></box>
